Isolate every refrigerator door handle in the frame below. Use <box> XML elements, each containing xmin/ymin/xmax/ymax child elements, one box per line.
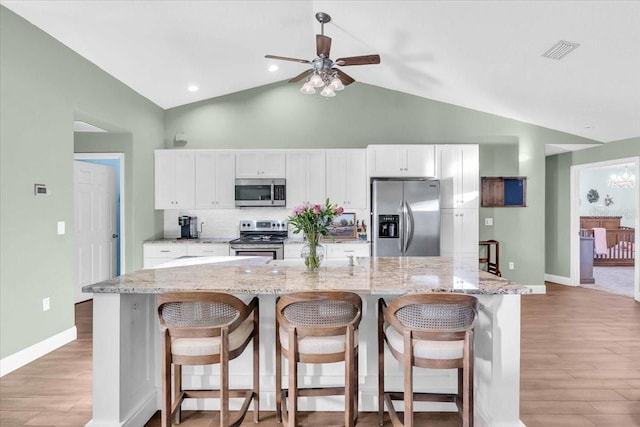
<box><xmin>405</xmin><ymin>201</ymin><xmax>415</xmax><ymax>252</ymax></box>
<box><xmin>399</xmin><ymin>201</ymin><xmax>406</xmax><ymax>254</ymax></box>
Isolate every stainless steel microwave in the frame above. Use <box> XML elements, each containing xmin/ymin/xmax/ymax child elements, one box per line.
<box><xmin>235</xmin><ymin>178</ymin><xmax>286</xmax><ymax>207</ymax></box>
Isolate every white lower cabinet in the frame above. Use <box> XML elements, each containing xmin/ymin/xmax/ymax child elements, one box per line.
<box><xmin>143</xmin><ymin>244</ymin><xmax>188</xmax><ymax>269</ymax></box>
<box><xmin>284</xmin><ymin>242</ymin><xmax>370</xmax><ymax>260</ymax></box>
<box><xmin>325</xmin><ymin>243</ymin><xmax>370</xmax><ymax>259</ymax></box>
<box><xmin>284</xmin><ymin>242</ymin><xmax>304</xmax><ymax>260</ymax></box>
<box><xmin>186</xmin><ymin>244</ymin><xmax>229</xmax><ymax>257</ymax></box>
<box><xmin>143</xmin><ymin>242</ymin><xmax>229</xmax><ymax>268</ymax></box>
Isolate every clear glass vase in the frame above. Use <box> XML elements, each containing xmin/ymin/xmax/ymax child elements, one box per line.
<box><xmin>301</xmin><ymin>234</ymin><xmax>324</xmax><ymax>271</ymax></box>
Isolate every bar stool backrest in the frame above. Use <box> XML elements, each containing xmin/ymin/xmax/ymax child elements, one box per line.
<box><xmin>385</xmin><ymin>293</ymin><xmax>478</xmax><ymax>341</ymax></box>
<box><xmin>277</xmin><ymin>291</ymin><xmax>362</xmax><ymax>338</ymax></box>
<box><xmin>158</xmin><ymin>292</ymin><xmax>252</xmax><ymax>339</ymax></box>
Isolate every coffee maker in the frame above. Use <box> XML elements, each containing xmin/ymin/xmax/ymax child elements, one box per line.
<box><xmin>178</xmin><ymin>216</ymin><xmax>198</xmax><ymax>239</ymax></box>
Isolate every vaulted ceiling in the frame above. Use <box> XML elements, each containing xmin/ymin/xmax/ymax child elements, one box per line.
<box><xmin>2</xmin><ymin>1</ymin><xmax>639</xmax><ymax>143</ymax></box>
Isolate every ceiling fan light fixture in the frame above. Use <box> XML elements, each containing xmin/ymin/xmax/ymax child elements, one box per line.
<box><xmin>309</xmin><ymin>73</ymin><xmax>325</xmax><ymax>88</ymax></box>
<box><xmin>300</xmin><ymin>82</ymin><xmax>316</xmax><ymax>95</ymax></box>
<box><xmin>320</xmin><ymin>86</ymin><xmax>335</xmax><ymax>97</ymax></box>
<box><xmin>266</xmin><ymin>11</ymin><xmax>380</xmax><ymax>98</ymax></box>
<box><xmin>328</xmin><ymin>77</ymin><xmax>344</xmax><ymax>91</ymax></box>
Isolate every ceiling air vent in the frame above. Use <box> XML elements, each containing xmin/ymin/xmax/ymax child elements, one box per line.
<box><xmin>542</xmin><ymin>40</ymin><xmax>580</xmax><ymax>60</ymax></box>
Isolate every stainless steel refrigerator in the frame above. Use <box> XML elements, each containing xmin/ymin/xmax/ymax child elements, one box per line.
<box><xmin>371</xmin><ymin>179</ymin><xmax>440</xmax><ymax>256</ymax></box>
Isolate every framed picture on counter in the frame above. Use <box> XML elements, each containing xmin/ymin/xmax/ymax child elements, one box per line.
<box><xmin>327</xmin><ymin>213</ymin><xmax>357</xmax><ymax>240</ymax></box>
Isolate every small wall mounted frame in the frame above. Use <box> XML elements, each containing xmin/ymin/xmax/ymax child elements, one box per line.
<box><xmin>481</xmin><ymin>177</ymin><xmax>527</xmax><ymax>207</ymax></box>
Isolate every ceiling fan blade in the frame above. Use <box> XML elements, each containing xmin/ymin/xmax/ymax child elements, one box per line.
<box><xmin>288</xmin><ymin>69</ymin><xmax>314</xmax><ymax>83</ymax></box>
<box><xmin>265</xmin><ymin>55</ymin><xmax>311</xmax><ymax>64</ymax></box>
<box><xmin>335</xmin><ymin>69</ymin><xmax>355</xmax><ymax>86</ymax></box>
<box><xmin>335</xmin><ymin>54</ymin><xmax>381</xmax><ymax>66</ymax></box>
<box><xmin>316</xmin><ymin>34</ymin><xmax>332</xmax><ymax>58</ymax></box>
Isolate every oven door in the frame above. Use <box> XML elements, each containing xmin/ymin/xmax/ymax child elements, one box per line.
<box><xmin>230</xmin><ymin>244</ymin><xmax>283</xmax><ymax>260</ymax></box>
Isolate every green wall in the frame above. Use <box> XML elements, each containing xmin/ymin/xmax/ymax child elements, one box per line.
<box><xmin>0</xmin><ymin>7</ymin><xmax>164</xmax><ymax>359</ymax></box>
<box><xmin>165</xmin><ymin>81</ymin><xmax>600</xmax><ymax>288</ymax></box>
<box><xmin>545</xmin><ymin>138</ymin><xmax>640</xmax><ymax>277</ymax></box>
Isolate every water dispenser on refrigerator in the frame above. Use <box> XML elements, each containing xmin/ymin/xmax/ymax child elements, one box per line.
<box><xmin>378</xmin><ymin>215</ymin><xmax>399</xmax><ymax>238</ymax></box>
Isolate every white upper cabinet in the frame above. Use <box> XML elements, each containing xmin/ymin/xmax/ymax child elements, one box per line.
<box><xmin>154</xmin><ymin>150</ymin><xmax>195</xmax><ymax>209</ymax></box>
<box><xmin>368</xmin><ymin>145</ymin><xmax>435</xmax><ymax>177</ymax></box>
<box><xmin>436</xmin><ymin>145</ymin><xmax>479</xmax><ymax>209</ymax></box>
<box><xmin>286</xmin><ymin>150</ymin><xmax>326</xmax><ymax>207</ymax></box>
<box><xmin>325</xmin><ymin>149</ymin><xmax>367</xmax><ymax>209</ymax></box>
<box><xmin>195</xmin><ymin>151</ymin><xmax>235</xmax><ymax>209</ymax></box>
<box><xmin>235</xmin><ymin>151</ymin><xmax>286</xmax><ymax>178</ymax></box>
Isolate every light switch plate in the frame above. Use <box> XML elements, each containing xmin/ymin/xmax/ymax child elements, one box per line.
<box><xmin>57</xmin><ymin>221</ymin><xmax>65</xmax><ymax>235</ymax></box>
<box><xmin>484</xmin><ymin>218</ymin><xmax>493</xmax><ymax>226</ymax></box>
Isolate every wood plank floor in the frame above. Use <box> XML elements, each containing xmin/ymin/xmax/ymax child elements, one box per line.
<box><xmin>0</xmin><ymin>284</ymin><xmax>638</xmax><ymax>426</ymax></box>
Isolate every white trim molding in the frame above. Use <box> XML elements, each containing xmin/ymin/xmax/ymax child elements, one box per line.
<box><xmin>544</xmin><ymin>274</ymin><xmax>577</xmax><ymax>287</ymax></box>
<box><xmin>527</xmin><ymin>284</ymin><xmax>547</xmax><ymax>294</ymax></box>
<box><xmin>0</xmin><ymin>326</ymin><xmax>77</xmax><ymax>377</ymax></box>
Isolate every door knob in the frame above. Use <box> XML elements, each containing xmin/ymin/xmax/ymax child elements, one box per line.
<box><xmin>112</xmin><ymin>234</ymin><xmax>118</xmax><ymax>238</ymax></box>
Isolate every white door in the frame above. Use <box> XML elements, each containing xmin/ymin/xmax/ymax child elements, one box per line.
<box><xmin>74</xmin><ymin>161</ymin><xmax>117</xmax><ymax>303</ymax></box>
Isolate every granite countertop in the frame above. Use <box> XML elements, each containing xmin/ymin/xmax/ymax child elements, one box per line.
<box><xmin>84</xmin><ymin>256</ymin><xmax>530</xmax><ymax>296</ymax></box>
<box><xmin>285</xmin><ymin>238</ymin><xmax>370</xmax><ymax>244</ymax></box>
<box><xmin>144</xmin><ymin>238</ymin><xmax>370</xmax><ymax>244</ymax></box>
<box><xmin>144</xmin><ymin>238</ymin><xmax>234</xmax><ymax>244</ymax></box>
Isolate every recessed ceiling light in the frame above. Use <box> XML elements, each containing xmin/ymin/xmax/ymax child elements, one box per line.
<box><xmin>268</xmin><ymin>64</ymin><xmax>279</xmax><ymax>72</ymax></box>
<box><xmin>187</xmin><ymin>85</ymin><xmax>199</xmax><ymax>92</ymax></box>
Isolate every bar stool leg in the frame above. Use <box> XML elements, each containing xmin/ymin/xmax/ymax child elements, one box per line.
<box><xmin>377</xmin><ymin>301</ymin><xmax>385</xmax><ymax>427</ymax></box>
<box><xmin>354</xmin><ymin>346</ymin><xmax>359</xmax><ymax>424</ymax></box>
<box><xmin>174</xmin><ymin>364</ymin><xmax>182</xmax><ymax>424</ymax></box>
<box><xmin>288</xmin><ymin>330</ymin><xmax>298</xmax><ymax>427</ymax></box>
<box><xmin>275</xmin><ymin>318</ymin><xmax>283</xmax><ymax>423</ymax></box>
<box><xmin>220</xmin><ymin>328</ymin><xmax>229</xmax><ymax>427</ymax></box>
<box><xmin>162</xmin><ymin>330</ymin><xmax>172</xmax><ymax>427</ymax></box>
<box><xmin>253</xmin><ymin>307</ymin><xmax>260</xmax><ymax>423</ymax></box>
<box><xmin>404</xmin><ymin>332</ymin><xmax>413</xmax><ymax>427</ymax></box>
<box><xmin>345</xmin><ymin>328</ymin><xmax>354</xmax><ymax>427</ymax></box>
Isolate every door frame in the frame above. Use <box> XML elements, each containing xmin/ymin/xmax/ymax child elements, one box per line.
<box><xmin>74</xmin><ymin>153</ymin><xmax>126</xmax><ymax>274</ymax></box>
<box><xmin>570</xmin><ymin>156</ymin><xmax>639</xmax><ymax>301</ymax></box>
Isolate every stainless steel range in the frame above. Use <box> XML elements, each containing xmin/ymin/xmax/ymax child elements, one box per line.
<box><xmin>229</xmin><ymin>220</ymin><xmax>288</xmax><ymax>260</ymax></box>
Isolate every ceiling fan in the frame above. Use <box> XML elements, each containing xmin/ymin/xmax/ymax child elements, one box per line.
<box><xmin>265</xmin><ymin>12</ymin><xmax>381</xmax><ymax>96</ymax></box>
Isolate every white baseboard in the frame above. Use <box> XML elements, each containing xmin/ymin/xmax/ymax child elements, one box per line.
<box><xmin>527</xmin><ymin>284</ymin><xmax>547</xmax><ymax>294</ymax></box>
<box><xmin>0</xmin><ymin>326</ymin><xmax>77</xmax><ymax>377</ymax></box>
<box><xmin>544</xmin><ymin>274</ymin><xmax>577</xmax><ymax>287</ymax></box>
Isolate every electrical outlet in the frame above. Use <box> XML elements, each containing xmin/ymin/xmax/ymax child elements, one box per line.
<box><xmin>42</xmin><ymin>297</ymin><xmax>50</xmax><ymax>312</ymax></box>
<box><xmin>484</xmin><ymin>218</ymin><xmax>493</xmax><ymax>226</ymax></box>
<box><xmin>508</xmin><ymin>262</ymin><xmax>515</xmax><ymax>270</ymax></box>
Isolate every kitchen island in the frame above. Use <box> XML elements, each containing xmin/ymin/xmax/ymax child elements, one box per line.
<box><xmin>83</xmin><ymin>256</ymin><xmax>530</xmax><ymax>427</ymax></box>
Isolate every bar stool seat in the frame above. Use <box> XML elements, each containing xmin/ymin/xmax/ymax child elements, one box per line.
<box><xmin>171</xmin><ymin>316</ymin><xmax>255</xmax><ymax>356</ymax></box>
<box><xmin>278</xmin><ymin>328</ymin><xmax>359</xmax><ymax>354</ymax></box>
<box><xmin>378</xmin><ymin>293</ymin><xmax>478</xmax><ymax>427</ymax></box>
<box><xmin>276</xmin><ymin>291</ymin><xmax>362</xmax><ymax>427</ymax></box>
<box><xmin>157</xmin><ymin>292</ymin><xmax>260</xmax><ymax>427</ymax></box>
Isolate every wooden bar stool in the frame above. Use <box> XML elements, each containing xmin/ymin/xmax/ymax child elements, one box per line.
<box><xmin>275</xmin><ymin>291</ymin><xmax>362</xmax><ymax>427</ymax></box>
<box><xmin>378</xmin><ymin>293</ymin><xmax>478</xmax><ymax>427</ymax></box>
<box><xmin>157</xmin><ymin>292</ymin><xmax>260</xmax><ymax>427</ymax></box>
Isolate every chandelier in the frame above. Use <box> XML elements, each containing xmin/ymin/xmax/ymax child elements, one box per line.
<box><xmin>608</xmin><ymin>166</ymin><xmax>636</xmax><ymax>188</ymax></box>
<box><xmin>299</xmin><ymin>60</ymin><xmax>344</xmax><ymax>97</ymax></box>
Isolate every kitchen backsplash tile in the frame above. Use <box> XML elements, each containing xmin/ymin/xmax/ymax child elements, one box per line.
<box><xmin>163</xmin><ymin>207</ymin><xmax>369</xmax><ymax>239</ymax></box>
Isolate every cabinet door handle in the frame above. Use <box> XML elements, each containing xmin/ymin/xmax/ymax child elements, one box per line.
<box><xmin>160</xmin><ymin>250</ymin><xmax>170</xmax><ymax>253</ymax></box>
